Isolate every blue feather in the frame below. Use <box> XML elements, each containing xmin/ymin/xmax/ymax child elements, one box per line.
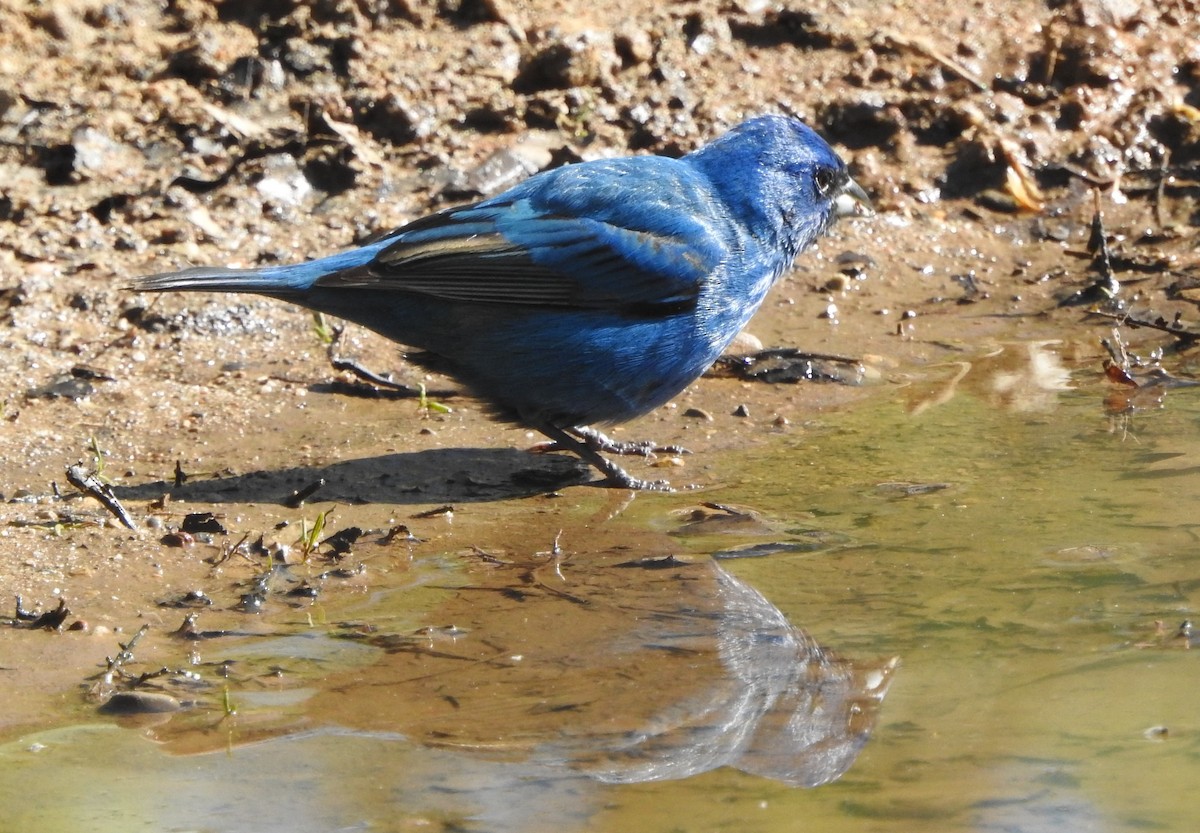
<box><xmin>133</xmin><ymin>115</ymin><xmax>870</xmax><ymax>489</ymax></box>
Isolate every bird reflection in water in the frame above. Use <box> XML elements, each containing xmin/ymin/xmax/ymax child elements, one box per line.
<box><xmin>310</xmin><ymin>552</ymin><xmax>897</xmax><ymax>788</ymax></box>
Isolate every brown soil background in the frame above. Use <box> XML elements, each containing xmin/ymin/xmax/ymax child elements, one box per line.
<box><xmin>1</xmin><ymin>0</ymin><xmax>1198</xmax><ymax>732</ymax></box>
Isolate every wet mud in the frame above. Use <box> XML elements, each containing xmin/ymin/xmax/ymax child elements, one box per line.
<box><xmin>1</xmin><ymin>1</ymin><xmax>1199</xmax><ymax>826</ymax></box>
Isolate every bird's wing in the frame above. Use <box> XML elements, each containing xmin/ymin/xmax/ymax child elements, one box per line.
<box><xmin>314</xmin><ymin>160</ymin><xmax>730</xmax><ymax>313</ymax></box>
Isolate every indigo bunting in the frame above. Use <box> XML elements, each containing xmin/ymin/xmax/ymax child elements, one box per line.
<box><xmin>136</xmin><ymin>115</ymin><xmax>870</xmax><ymax>490</ymax></box>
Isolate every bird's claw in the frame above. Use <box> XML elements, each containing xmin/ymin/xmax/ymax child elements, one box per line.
<box><xmin>572</xmin><ymin>426</ymin><xmax>690</xmax><ymax>459</ymax></box>
<box><xmin>599</xmin><ymin>472</ymin><xmax>675</xmax><ymax>492</ymax></box>
<box><xmin>533</xmin><ymin>424</ymin><xmax>688</xmax><ymax>491</ymax></box>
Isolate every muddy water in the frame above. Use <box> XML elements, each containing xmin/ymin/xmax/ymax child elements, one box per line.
<box><xmin>1</xmin><ymin>337</ymin><xmax>1196</xmax><ymax>832</ymax></box>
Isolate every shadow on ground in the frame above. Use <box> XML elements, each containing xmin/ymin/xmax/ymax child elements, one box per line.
<box><xmin>113</xmin><ymin>448</ymin><xmax>594</xmax><ymax>505</ymax></box>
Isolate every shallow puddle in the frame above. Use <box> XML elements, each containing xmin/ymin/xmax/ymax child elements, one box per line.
<box><xmin>2</xmin><ymin>339</ymin><xmax>1198</xmax><ymax>833</ymax></box>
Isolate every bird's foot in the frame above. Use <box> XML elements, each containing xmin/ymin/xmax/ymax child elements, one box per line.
<box><xmin>570</xmin><ymin>426</ymin><xmax>691</xmax><ymax>458</ymax></box>
<box><xmin>597</xmin><ymin>467</ymin><xmax>674</xmax><ymax>492</ymax></box>
<box><xmin>533</xmin><ymin>424</ymin><xmax>681</xmax><ymax>491</ymax></box>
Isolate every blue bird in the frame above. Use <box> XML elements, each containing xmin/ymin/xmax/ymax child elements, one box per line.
<box><xmin>135</xmin><ymin>115</ymin><xmax>870</xmax><ymax>490</ymax></box>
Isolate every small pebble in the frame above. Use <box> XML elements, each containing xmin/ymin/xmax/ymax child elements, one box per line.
<box><xmin>98</xmin><ymin>691</ymin><xmax>181</xmax><ymax>715</ymax></box>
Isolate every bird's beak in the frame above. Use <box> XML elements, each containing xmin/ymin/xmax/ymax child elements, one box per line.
<box><xmin>835</xmin><ymin>177</ymin><xmax>873</xmax><ymax>218</ymax></box>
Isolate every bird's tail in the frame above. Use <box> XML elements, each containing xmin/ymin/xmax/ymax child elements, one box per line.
<box><xmin>130</xmin><ymin>244</ymin><xmax>384</xmax><ymax>298</ymax></box>
<box><xmin>132</xmin><ymin>264</ymin><xmax>309</xmax><ymax>296</ymax></box>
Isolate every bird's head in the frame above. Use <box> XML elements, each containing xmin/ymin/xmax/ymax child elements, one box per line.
<box><xmin>687</xmin><ymin>115</ymin><xmax>870</xmax><ymax>257</ymax></box>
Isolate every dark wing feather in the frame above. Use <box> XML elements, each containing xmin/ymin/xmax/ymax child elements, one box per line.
<box><xmin>314</xmin><ymin>161</ymin><xmax>730</xmax><ymax>312</ymax></box>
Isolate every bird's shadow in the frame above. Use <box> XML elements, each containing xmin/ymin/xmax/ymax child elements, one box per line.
<box><xmin>112</xmin><ymin>448</ymin><xmax>594</xmax><ymax>506</ymax></box>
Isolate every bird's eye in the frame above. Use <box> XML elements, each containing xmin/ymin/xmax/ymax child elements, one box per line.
<box><xmin>813</xmin><ymin>166</ymin><xmax>837</xmax><ymax>197</ymax></box>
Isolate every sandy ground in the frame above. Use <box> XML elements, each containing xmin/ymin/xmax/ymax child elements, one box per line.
<box><xmin>1</xmin><ymin>0</ymin><xmax>1198</xmax><ymax>731</ymax></box>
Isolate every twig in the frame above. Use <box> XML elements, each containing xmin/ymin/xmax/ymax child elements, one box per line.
<box><xmin>883</xmin><ymin>32</ymin><xmax>989</xmax><ymax>92</ymax></box>
<box><xmin>1155</xmin><ymin>149</ymin><xmax>1171</xmax><ymax>229</ymax></box>
<box><xmin>65</xmin><ymin>464</ymin><xmax>137</xmax><ymax>529</ymax></box>
<box><xmin>1091</xmin><ymin>310</ymin><xmax>1199</xmax><ymax>345</ymax></box>
<box><xmin>329</xmin><ymin>353</ymin><xmax>424</xmax><ymax>394</ymax></box>
<box><xmin>99</xmin><ymin>623</ymin><xmax>151</xmax><ymax>684</ymax></box>
<box><xmin>327</xmin><ymin>325</ymin><xmax>420</xmax><ymax>394</ymax></box>
<box><xmin>284</xmin><ymin>478</ymin><xmax>326</xmax><ymax>508</ymax></box>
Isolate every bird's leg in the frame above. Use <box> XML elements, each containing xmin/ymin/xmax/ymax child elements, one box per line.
<box><xmin>534</xmin><ymin>424</ymin><xmax>674</xmax><ymax>491</ymax></box>
<box><xmin>568</xmin><ymin>425</ymin><xmax>690</xmax><ymax>458</ymax></box>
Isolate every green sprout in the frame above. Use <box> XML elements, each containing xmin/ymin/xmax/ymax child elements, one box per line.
<box><xmin>417</xmin><ymin>382</ymin><xmax>453</xmax><ymax>415</ymax></box>
<box><xmin>297</xmin><ymin>508</ymin><xmax>331</xmax><ymax>561</ymax></box>
<box><xmin>311</xmin><ymin>311</ymin><xmax>335</xmax><ymax>345</ymax></box>
<box><xmin>221</xmin><ymin>685</ymin><xmax>237</xmax><ymax>717</ymax></box>
<box><xmin>88</xmin><ymin>436</ymin><xmax>111</xmax><ymax>483</ymax></box>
